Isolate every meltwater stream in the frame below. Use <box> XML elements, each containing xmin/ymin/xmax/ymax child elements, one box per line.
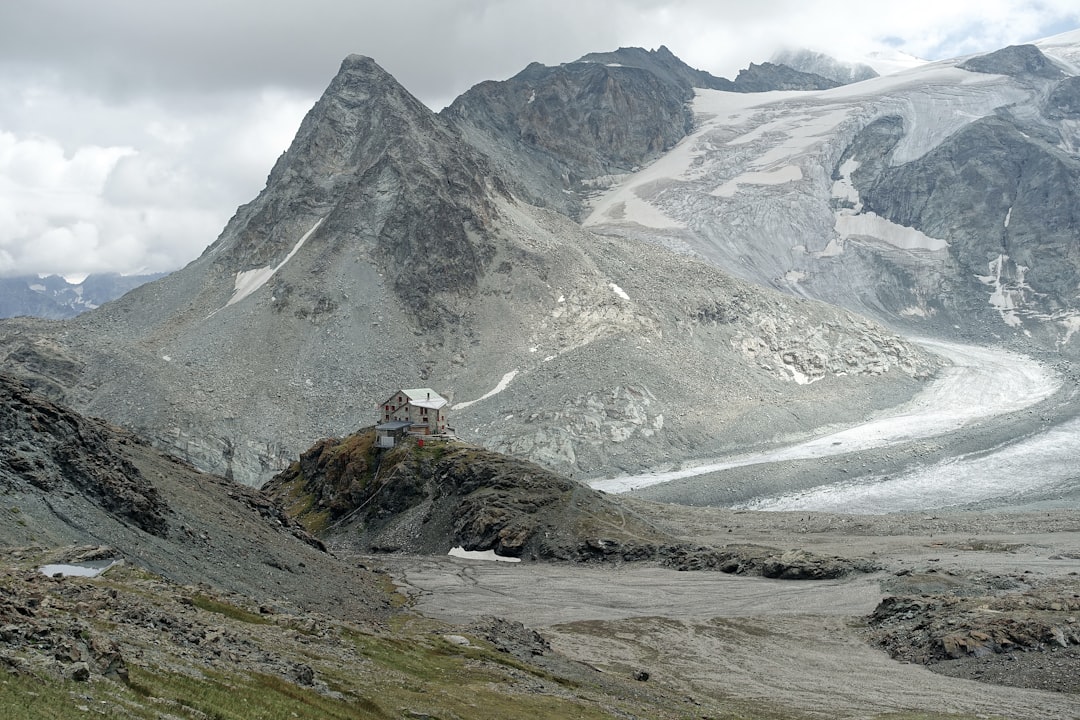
<box><xmin>592</xmin><ymin>340</ymin><xmax>1076</xmax><ymax>513</ymax></box>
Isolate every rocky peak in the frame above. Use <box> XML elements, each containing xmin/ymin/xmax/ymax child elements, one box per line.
<box><xmin>732</xmin><ymin>61</ymin><xmax>840</xmax><ymax>91</ymax></box>
<box><xmin>444</xmin><ymin>51</ymin><xmax>695</xmax><ymax>218</ymax></box>
<box><xmin>959</xmin><ymin>44</ymin><xmax>1065</xmax><ymax>79</ymax></box>
<box><xmin>200</xmin><ymin>53</ymin><xmax>507</xmax><ymax>328</ymax></box>
<box><xmin>575</xmin><ymin>45</ymin><xmax>734</xmax><ymax>92</ymax></box>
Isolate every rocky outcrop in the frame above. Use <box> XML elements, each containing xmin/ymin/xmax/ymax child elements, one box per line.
<box><xmin>444</xmin><ymin>57</ymin><xmax>694</xmax><ymax>218</ymax></box>
<box><xmin>852</xmin><ymin>113</ymin><xmax>1080</xmax><ymax>340</ymax></box>
<box><xmin>870</xmin><ymin>587</ymin><xmax>1080</xmax><ymax>661</ymax></box>
<box><xmin>267</xmin><ymin>432</ymin><xmax>665</xmax><ymax>559</ymax></box>
<box><xmin>0</xmin><ymin>372</ymin><xmax>169</xmax><ymax>536</ymax></box>
<box><xmin>959</xmin><ymin>44</ymin><xmax>1065</xmax><ymax>79</ymax></box>
<box><xmin>730</xmin><ymin>62</ymin><xmax>839</xmax><ymax>92</ymax></box>
<box><xmin>267</xmin><ymin>431</ymin><xmax>877</xmax><ymax>581</ymax></box>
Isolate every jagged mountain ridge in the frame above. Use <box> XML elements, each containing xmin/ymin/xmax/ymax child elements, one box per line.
<box><xmin>0</xmin><ymin>272</ymin><xmax>165</xmax><ymax>320</ymax></box>
<box><xmin>446</xmin><ymin>47</ymin><xmax>838</xmax><ymax>220</ymax></box>
<box><xmin>0</xmin><ymin>48</ymin><xmax>936</xmax><ymax>486</ymax></box>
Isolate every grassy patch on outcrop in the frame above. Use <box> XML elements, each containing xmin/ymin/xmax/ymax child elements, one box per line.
<box><xmin>188</xmin><ymin>593</ymin><xmax>271</xmax><ymax>625</ymax></box>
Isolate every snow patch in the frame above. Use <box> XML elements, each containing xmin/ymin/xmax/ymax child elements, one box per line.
<box><xmin>976</xmin><ymin>254</ymin><xmax>1029</xmax><ymax>328</ymax></box>
<box><xmin>831</xmin><ymin>158</ymin><xmax>862</xmax><ymax>210</ymax></box>
<box><xmin>835</xmin><ymin>211</ymin><xmax>948</xmax><ymax>252</ymax></box>
<box><xmin>226</xmin><ymin>218</ymin><xmax>324</xmax><ymax>308</ymax></box>
<box><xmin>40</xmin><ymin>560</ymin><xmax>118</xmax><ymax>578</ymax></box>
<box><xmin>452</xmin><ymin>369</ymin><xmax>519</xmax><ymax>410</ymax></box>
<box><xmin>1060</xmin><ymin>314</ymin><xmax>1080</xmax><ymax>345</ymax></box>
<box><xmin>712</xmin><ymin>164</ymin><xmax>803</xmax><ymax>197</ymax></box>
<box><xmin>448</xmin><ymin>547</ymin><xmax>521</xmax><ymax>563</ymax></box>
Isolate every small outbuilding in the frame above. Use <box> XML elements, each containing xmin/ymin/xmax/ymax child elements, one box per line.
<box><xmin>378</xmin><ymin>388</ymin><xmax>449</xmax><ymax>438</ymax></box>
<box><xmin>374</xmin><ymin>420</ymin><xmax>413</xmax><ymax>449</ymax></box>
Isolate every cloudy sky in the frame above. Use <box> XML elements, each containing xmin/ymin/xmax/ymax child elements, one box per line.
<box><xmin>1</xmin><ymin>1</ymin><xmax>1078</xmax><ymax>280</ymax></box>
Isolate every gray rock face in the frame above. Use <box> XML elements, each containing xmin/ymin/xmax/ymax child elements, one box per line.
<box><xmin>1046</xmin><ymin>76</ymin><xmax>1080</xmax><ymax>118</ymax></box>
<box><xmin>730</xmin><ymin>62</ymin><xmax>840</xmax><ymax>92</ymax></box>
<box><xmin>0</xmin><ymin>372</ymin><xmax>169</xmax><ymax>536</ymax></box>
<box><xmin>576</xmin><ymin>45</ymin><xmax>735</xmax><ymax>91</ymax></box>
<box><xmin>959</xmin><ymin>44</ymin><xmax>1065</xmax><ymax>79</ymax></box>
<box><xmin>207</xmin><ymin>54</ymin><xmax>507</xmax><ymax>331</ymax></box>
<box><xmin>849</xmin><ymin>109</ymin><xmax>1080</xmax><ymax>342</ymax></box>
<box><xmin>443</xmin><ymin>57</ymin><xmax>693</xmax><ymax>219</ymax></box>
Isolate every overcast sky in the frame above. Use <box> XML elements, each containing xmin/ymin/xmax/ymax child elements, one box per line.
<box><xmin>1</xmin><ymin>1</ymin><xmax>1078</xmax><ymax>280</ymax></box>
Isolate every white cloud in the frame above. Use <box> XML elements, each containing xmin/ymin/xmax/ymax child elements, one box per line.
<box><xmin>0</xmin><ymin>85</ymin><xmax>311</xmax><ymax>278</ymax></box>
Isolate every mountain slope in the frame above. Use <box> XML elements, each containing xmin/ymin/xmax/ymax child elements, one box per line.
<box><xmin>584</xmin><ymin>41</ymin><xmax>1080</xmax><ymax>349</ymax></box>
<box><xmin>444</xmin><ymin>47</ymin><xmax>838</xmax><ymax>220</ymax></box>
<box><xmin>0</xmin><ymin>50</ymin><xmax>936</xmax><ymax>486</ymax></box>
<box><xmin>0</xmin><ymin>372</ymin><xmax>387</xmax><ymax>616</ymax></box>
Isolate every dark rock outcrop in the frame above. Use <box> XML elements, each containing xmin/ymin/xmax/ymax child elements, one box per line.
<box><xmin>1046</xmin><ymin>76</ymin><xmax>1080</xmax><ymax>119</ymax></box>
<box><xmin>444</xmin><ymin>56</ymin><xmax>694</xmax><ymax>218</ymax></box>
<box><xmin>850</xmin><ymin>113</ymin><xmax>1080</xmax><ymax>338</ymax></box>
<box><xmin>0</xmin><ymin>372</ymin><xmax>169</xmax><ymax>536</ymax></box>
<box><xmin>959</xmin><ymin>44</ymin><xmax>1065</xmax><ymax>79</ymax></box>
<box><xmin>731</xmin><ymin>62</ymin><xmax>840</xmax><ymax>92</ymax></box>
<box><xmin>267</xmin><ymin>431</ymin><xmax>876</xmax><ymax>580</ymax></box>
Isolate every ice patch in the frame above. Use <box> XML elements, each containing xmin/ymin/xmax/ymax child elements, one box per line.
<box><xmin>226</xmin><ymin>218</ymin><xmax>324</xmax><ymax>307</ymax></box>
<box><xmin>448</xmin><ymin>547</ymin><xmax>521</xmax><ymax>563</ymax></box>
<box><xmin>977</xmin><ymin>254</ymin><xmax>1028</xmax><ymax>328</ymax></box>
<box><xmin>831</xmin><ymin>158</ymin><xmax>862</xmax><ymax>209</ymax></box>
<box><xmin>712</xmin><ymin>165</ymin><xmax>803</xmax><ymax>198</ymax></box>
<box><xmin>835</xmin><ymin>211</ymin><xmax>948</xmax><ymax>252</ymax></box>
<box><xmin>452</xmin><ymin>369</ymin><xmax>519</xmax><ymax>410</ymax></box>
